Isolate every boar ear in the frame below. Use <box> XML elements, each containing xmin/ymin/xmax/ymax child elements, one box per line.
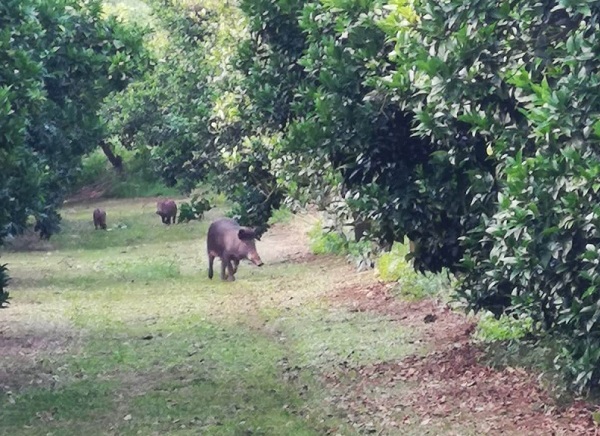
<box><xmin>238</xmin><ymin>228</ymin><xmax>255</xmax><ymax>240</ymax></box>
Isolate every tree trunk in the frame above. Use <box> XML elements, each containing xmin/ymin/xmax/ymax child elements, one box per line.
<box><xmin>99</xmin><ymin>140</ymin><xmax>123</xmax><ymax>172</ymax></box>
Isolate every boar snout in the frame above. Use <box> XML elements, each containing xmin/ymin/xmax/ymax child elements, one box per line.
<box><xmin>248</xmin><ymin>252</ymin><xmax>263</xmax><ymax>267</ymax></box>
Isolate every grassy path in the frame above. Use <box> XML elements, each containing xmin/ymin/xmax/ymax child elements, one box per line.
<box><xmin>0</xmin><ymin>199</ymin><xmax>595</xmax><ymax>435</ymax></box>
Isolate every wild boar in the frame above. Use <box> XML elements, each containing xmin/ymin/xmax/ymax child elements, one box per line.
<box><xmin>156</xmin><ymin>200</ymin><xmax>177</xmax><ymax>225</ymax></box>
<box><xmin>93</xmin><ymin>208</ymin><xmax>107</xmax><ymax>230</ymax></box>
<box><xmin>207</xmin><ymin>218</ymin><xmax>263</xmax><ymax>281</ymax></box>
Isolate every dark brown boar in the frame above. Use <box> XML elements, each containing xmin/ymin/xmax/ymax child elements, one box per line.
<box><xmin>93</xmin><ymin>208</ymin><xmax>107</xmax><ymax>230</ymax></box>
<box><xmin>206</xmin><ymin>218</ymin><xmax>263</xmax><ymax>281</ymax></box>
<box><xmin>156</xmin><ymin>199</ymin><xmax>177</xmax><ymax>225</ymax></box>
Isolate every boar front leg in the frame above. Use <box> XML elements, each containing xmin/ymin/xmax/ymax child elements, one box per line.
<box><xmin>220</xmin><ymin>255</ymin><xmax>235</xmax><ymax>281</ymax></box>
<box><xmin>226</xmin><ymin>258</ymin><xmax>236</xmax><ymax>281</ymax></box>
<box><xmin>220</xmin><ymin>256</ymin><xmax>228</xmax><ymax>281</ymax></box>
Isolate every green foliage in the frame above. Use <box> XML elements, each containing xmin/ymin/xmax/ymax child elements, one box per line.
<box><xmin>0</xmin><ymin>0</ymin><xmax>149</xmax><ymax>236</ymax></box>
<box><xmin>476</xmin><ymin>313</ymin><xmax>535</xmax><ymax>343</ymax></box>
<box><xmin>73</xmin><ymin>146</ymin><xmax>180</xmax><ymax>199</ymax></box>
<box><xmin>377</xmin><ymin>242</ymin><xmax>451</xmax><ymax>300</ymax></box>
<box><xmin>0</xmin><ymin>0</ymin><xmax>148</xmax><ymax>300</ymax></box>
<box><xmin>376</xmin><ymin>243</ymin><xmax>410</xmax><ymax>283</ymax></box>
<box><xmin>268</xmin><ymin>206</ymin><xmax>293</xmax><ymax>225</ymax></box>
<box><xmin>96</xmin><ymin>0</ymin><xmax>600</xmax><ymax>392</ymax></box>
<box><xmin>308</xmin><ymin>221</ymin><xmax>376</xmax><ymax>271</ymax></box>
<box><xmin>226</xmin><ymin>185</ymin><xmax>282</xmax><ymax>238</ymax></box>
<box><xmin>76</xmin><ymin>150</ymin><xmax>110</xmax><ymax>188</ymax></box>
<box><xmin>382</xmin><ymin>0</ymin><xmax>600</xmax><ymax>392</ymax></box>
<box><xmin>309</xmin><ymin>223</ymin><xmax>349</xmax><ymax>256</ymax></box>
<box><xmin>177</xmin><ymin>194</ymin><xmax>212</xmax><ymax>223</ymax></box>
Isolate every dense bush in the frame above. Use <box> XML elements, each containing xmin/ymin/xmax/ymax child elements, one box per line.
<box><xmin>381</xmin><ymin>0</ymin><xmax>600</xmax><ymax>392</ymax></box>
<box><xmin>231</xmin><ymin>0</ymin><xmax>600</xmax><ymax>391</ymax></box>
<box><xmin>178</xmin><ymin>194</ymin><xmax>212</xmax><ymax>223</ymax></box>
<box><xmin>475</xmin><ymin>313</ymin><xmax>534</xmax><ymax>343</ymax></box>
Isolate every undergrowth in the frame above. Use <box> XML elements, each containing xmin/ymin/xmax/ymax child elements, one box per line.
<box><xmin>73</xmin><ymin>148</ymin><xmax>181</xmax><ymax>199</ymax></box>
<box><xmin>309</xmin><ymin>223</ymin><xmax>451</xmax><ymax>299</ymax></box>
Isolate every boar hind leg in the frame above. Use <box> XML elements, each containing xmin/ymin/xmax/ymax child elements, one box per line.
<box><xmin>208</xmin><ymin>253</ymin><xmax>215</xmax><ymax>279</ymax></box>
<box><xmin>232</xmin><ymin>259</ymin><xmax>240</xmax><ymax>274</ymax></box>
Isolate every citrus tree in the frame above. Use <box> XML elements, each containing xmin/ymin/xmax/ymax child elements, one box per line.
<box><xmin>0</xmin><ymin>0</ymin><xmax>148</xmax><ymax>303</ymax></box>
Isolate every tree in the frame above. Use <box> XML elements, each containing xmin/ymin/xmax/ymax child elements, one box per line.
<box><xmin>0</xmin><ymin>0</ymin><xmax>149</xmax><ymax>303</ymax></box>
<box><xmin>382</xmin><ymin>0</ymin><xmax>600</xmax><ymax>391</ymax></box>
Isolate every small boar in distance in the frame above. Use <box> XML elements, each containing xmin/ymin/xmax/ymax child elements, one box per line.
<box><xmin>156</xmin><ymin>199</ymin><xmax>177</xmax><ymax>225</ymax></box>
<box><xmin>93</xmin><ymin>208</ymin><xmax>107</xmax><ymax>230</ymax></box>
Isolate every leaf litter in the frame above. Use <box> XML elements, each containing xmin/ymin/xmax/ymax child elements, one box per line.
<box><xmin>325</xmin><ymin>281</ymin><xmax>598</xmax><ymax>435</ymax></box>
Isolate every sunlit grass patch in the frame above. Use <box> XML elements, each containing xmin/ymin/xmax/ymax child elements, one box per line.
<box><xmin>50</xmin><ymin>204</ymin><xmax>212</xmax><ymax>252</ymax></box>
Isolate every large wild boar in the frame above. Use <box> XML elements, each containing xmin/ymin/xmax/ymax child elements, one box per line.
<box><xmin>207</xmin><ymin>218</ymin><xmax>263</xmax><ymax>281</ymax></box>
<box><xmin>156</xmin><ymin>199</ymin><xmax>177</xmax><ymax>225</ymax></box>
<box><xmin>93</xmin><ymin>208</ymin><xmax>107</xmax><ymax>230</ymax></box>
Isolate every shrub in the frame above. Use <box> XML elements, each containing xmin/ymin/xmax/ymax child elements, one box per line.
<box><xmin>377</xmin><ymin>0</ymin><xmax>600</xmax><ymax>392</ymax></box>
<box><xmin>178</xmin><ymin>195</ymin><xmax>213</xmax><ymax>223</ymax></box>
<box><xmin>268</xmin><ymin>206</ymin><xmax>294</xmax><ymax>225</ymax></box>
<box><xmin>475</xmin><ymin>312</ymin><xmax>535</xmax><ymax>343</ymax></box>
<box><xmin>308</xmin><ymin>222</ymin><xmax>349</xmax><ymax>255</ymax></box>
<box><xmin>377</xmin><ymin>242</ymin><xmax>450</xmax><ymax>300</ymax></box>
<box><xmin>376</xmin><ymin>242</ymin><xmax>410</xmax><ymax>283</ymax></box>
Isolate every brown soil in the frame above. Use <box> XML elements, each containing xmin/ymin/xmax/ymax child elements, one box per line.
<box><xmin>258</xmin><ymin>212</ymin><xmax>319</xmax><ymax>265</ymax></box>
<box><xmin>326</xmin><ymin>282</ymin><xmax>599</xmax><ymax>435</ymax></box>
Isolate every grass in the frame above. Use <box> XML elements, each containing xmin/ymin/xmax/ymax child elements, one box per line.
<box><xmin>1</xmin><ymin>198</ymin><xmax>434</xmax><ymax>435</ymax></box>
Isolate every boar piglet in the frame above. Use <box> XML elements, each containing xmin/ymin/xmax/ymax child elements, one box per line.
<box><xmin>93</xmin><ymin>208</ymin><xmax>107</xmax><ymax>230</ymax></box>
<box><xmin>207</xmin><ymin>218</ymin><xmax>263</xmax><ymax>281</ymax></box>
